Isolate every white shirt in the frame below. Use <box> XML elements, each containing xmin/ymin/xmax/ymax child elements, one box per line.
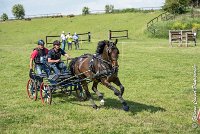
<box><xmin>61</xmin><ymin>33</ymin><xmax>66</xmax><ymax>40</ymax></box>
<box><xmin>73</xmin><ymin>35</ymin><xmax>79</xmax><ymax>40</ymax></box>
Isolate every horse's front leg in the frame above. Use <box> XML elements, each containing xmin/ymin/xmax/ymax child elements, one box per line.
<box><xmin>112</xmin><ymin>77</ymin><xmax>124</xmax><ymax>96</ymax></box>
<box><xmin>101</xmin><ymin>79</ymin><xmax>129</xmax><ymax>111</ymax></box>
<box><xmin>92</xmin><ymin>81</ymin><xmax>105</xmax><ymax>106</ymax></box>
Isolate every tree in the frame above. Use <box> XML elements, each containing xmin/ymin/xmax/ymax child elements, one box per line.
<box><xmin>82</xmin><ymin>7</ymin><xmax>90</xmax><ymax>15</ymax></box>
<box><xmin>105</xmin><ymin>5</ymin><xmax>110</xmax><ymax>13</ymax></box>
<box><xmin>190</xmin><ymin>0</ymin><xmax>199</xmax><ymax>7</ymax></box>
<box><xmin>163</xmin><ymin>0</ymin><xmax>190</xmax><ymax>14</ymax></box>
<box><xmin>1</xmin><ymin>13</ymin><xmax>8</xmax><ymax>21</ymax></box>
<box><xmin>105</xmin><ymin>5</ymin><xmax>114</xmax><ymax>13</ymax></box>
<box><xmin>12</xmin><ymin>4</ymin><xmax>25</xmax><ymax>19</ymax></box>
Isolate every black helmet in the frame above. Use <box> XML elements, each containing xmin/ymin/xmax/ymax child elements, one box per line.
<box><xmin>38</xmin><ymin>40</ymin><xmax>45</xmax><ymax>45</ymax></box>
<box><xmin>53</xmin><ymin>40</ymin><xmax>61</xmax><ymax>46</ymax></box>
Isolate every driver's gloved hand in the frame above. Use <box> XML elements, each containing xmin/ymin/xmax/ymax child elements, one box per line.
<box><xmin>29</xmin><ymin>69</ymin><xmax>34</xmax><ymax>78</ymax></box>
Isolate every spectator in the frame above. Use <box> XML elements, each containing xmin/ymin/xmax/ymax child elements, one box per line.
<box><xmin>66</xmin><ymin>32</ymin><xmax>73</xmax><ymax>50</ymax></box>
<box><xmin>60</xmin><ymin>31</ymin><xmax>66</xmax><ymax>51</ymax></box>
<box><xmin>73</xmin><ymin>32</ymin><xmax>79</xmax><ymax>50</ymax></box>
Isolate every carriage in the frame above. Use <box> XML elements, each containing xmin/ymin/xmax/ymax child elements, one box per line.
<box><xmin>26</xmin><ymin>61</ymin><xmax>87</xmax><ymax>105</ymax></box>
<box><xmin>26</xmin><ymin>57</ymin><xmax>114</xmax><ymax>105</ymax></box>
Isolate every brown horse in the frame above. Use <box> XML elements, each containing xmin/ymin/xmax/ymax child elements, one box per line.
<box><xmin>69</xmin><ymin>39</ymin><xmax>129</xmax><ymax>111</ymax></box>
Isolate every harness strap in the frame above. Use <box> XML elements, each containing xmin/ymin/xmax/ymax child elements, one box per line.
<box><xmin>89</xmin><ymin>56</ymin><xmax>95</xmax><ymax>73</ymax></box>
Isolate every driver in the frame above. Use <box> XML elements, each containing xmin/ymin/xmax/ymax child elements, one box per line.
<box><xmin>47</xmin><ymin>40</ymin><xmax>71</xmax><ymax>75</ymax></box>
<box><xmin>29</xmin><ymin>39</ymin><xmax>50</xmax><ymax>77</ymax></box>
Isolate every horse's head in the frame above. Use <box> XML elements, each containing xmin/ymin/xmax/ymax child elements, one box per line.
<box><xmin>103</xmin><ymin>39</ymin><xmax>119</xmax><ymax>67</ymax></box>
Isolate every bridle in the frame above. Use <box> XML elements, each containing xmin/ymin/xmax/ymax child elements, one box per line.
<box><xmin>106</xmin><ymin>42</ymin><xmax>119</xmax><ymax>67</ymax></box>
<box><xmin>92</xmin><ymin>42</ymin><xmax>119</xmax><ymax>77</ymax></box>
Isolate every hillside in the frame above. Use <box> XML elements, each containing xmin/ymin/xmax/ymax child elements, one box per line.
<box><xmin>1</xmin><ymin>12</ymin><xmax>200</xmax><ymax>133</ymax></box>
<box><xmin>0</xmin><ymin>12</ymin><xmax>161</xmax><ymax>45</ymax></box>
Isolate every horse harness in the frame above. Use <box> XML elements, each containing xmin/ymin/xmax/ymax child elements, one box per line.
<box><xmin>89</xmin><ymin>54</ymin><xmax>118</xmax><ymax>79</ymax></box>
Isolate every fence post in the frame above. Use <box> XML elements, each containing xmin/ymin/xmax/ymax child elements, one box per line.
<box><xmin>88</xmin><ymin>32</ymin><xmax>91</xmax><ymax>42</ymax></box>
<box><xmin>126</xmin><ymin>30</ymin><xmax>128</xmax><ymax>39</ymax></box>
<box><xmin>109</xmin><ymin>30</ymin><xmax>112</xmax><ymax>40</ymax></box>
<box><xmin>46</xmin><ymin>36</ymin><xmax>48</xmax><ymax>47</ymax></box>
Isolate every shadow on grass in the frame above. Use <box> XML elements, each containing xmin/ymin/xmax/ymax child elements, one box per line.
<box><xmin>51</xmin><ymin>91</ymin><xmax>99</xmax><ymax>103</ymax></box>
<box><xmin>50</xmin><ymin>92</ymin><xmax>166</xmax><ymax>114</ymax></box>
<box><xmin>104</xmin><ymin>98</ymin><xmax>166</xmax><ymax>115</ymax></box>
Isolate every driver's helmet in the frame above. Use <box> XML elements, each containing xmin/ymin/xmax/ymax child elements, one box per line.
<box><xmin>38</xmin><ymin>40</ymin><xmax>45</xmax><ymax>45</ymax></box>
<box><xmin>53</xmin><ymin>40</ymin><xmax>61</xmax><ymax>46</ymax></box>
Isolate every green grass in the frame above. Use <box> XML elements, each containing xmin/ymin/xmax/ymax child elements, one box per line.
<box><xmin>1</xmin><ymin>12</ymin><xmax>200</xmax><ymax>133</ymax></box>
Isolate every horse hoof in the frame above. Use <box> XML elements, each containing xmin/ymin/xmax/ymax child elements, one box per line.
<box><xmin>123</xmin><ymin>105</ymin><xmax>129</xmax><ymax>111</ymax></box>
<box><xmin>100</xmin><ymin>99</ymin><xmax>105</xmax><ymax>106</ymax></box>
<box><xmin>92</xmin><ymin>105</ymin><xmax>98</xmax><ymax>109</ymax></box>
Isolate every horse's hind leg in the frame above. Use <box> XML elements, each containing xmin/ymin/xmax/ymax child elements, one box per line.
<box><xmin>101</xmin><ymin>80</ymin><xmax>129</xmax><ymax>111</ymax></box>
<box><xmin>81</xmin><ymin>81</ymin><xmax>98</xmax><ymax>109</ymax></box>
<box><xmin>92</xmin><ymin>81</ymin><xmax>105</xmax><ymax>106</ymax></box>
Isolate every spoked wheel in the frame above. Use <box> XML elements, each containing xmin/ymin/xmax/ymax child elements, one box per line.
<box><xmin>75</xmin><ymin>84</ymin><xmax>87</xmax><ymax>101</ymax></box>
<box><xmin>26</xmin><ymin>79</ymin><xmax>37</xmax><ymax>101</ymax></box>
<box><xmin>40</xmin><ymin>82</ymin><xmax>52</xmax><ymax>105</ymax></box>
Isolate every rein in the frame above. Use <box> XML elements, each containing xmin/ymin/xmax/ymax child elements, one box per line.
<box><xmin>93</xmin><ymin>54</ymin><xmax>112</xmax><ymax>66</ymax></box>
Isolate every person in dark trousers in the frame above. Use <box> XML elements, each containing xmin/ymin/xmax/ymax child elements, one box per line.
<box><xmin>73</xmin><ymin>32</ymin><xmax>79</xmax><ymax>50</ymax></box>
<box><xmin>60</xmin><ymin>31</ymin><xmax>66</xmax><ymax>51</ymax></box>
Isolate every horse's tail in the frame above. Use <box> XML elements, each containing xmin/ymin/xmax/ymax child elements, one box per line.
<box><xmin>68</xmin><ymin>57</ymin><xmax>79</xmax><ymax>76</ymax></box>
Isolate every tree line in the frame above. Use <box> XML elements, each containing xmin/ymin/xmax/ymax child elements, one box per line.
<box><xmin>1</xmin><ymin>1</ymin><xmax>200</xmax><ymax>21</ymax></box>
<box><xmin>83</xmin><ymin>0</ymin><xmax>199</xmax><ymax>15</ymax></box>
<box><xmin>163</xmin><ymin>0</ymin><xmax>200</xmax><ymax>14</ymax></box>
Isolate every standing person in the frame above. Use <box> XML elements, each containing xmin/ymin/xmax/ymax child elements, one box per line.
<box><xmin>73</xmin><ymin>32</ymin><xmax>79</xmax><ymax>50</ymax></box>
<box><xmin>47</xmin><ymin>40</ymin><xmax>71</xmax><ymax>75</ymax></box>
<box><xmin>29</xmin><ymin>39</ymin><xmax>50</xmax><ymax>77</ymax></box>
<box><xmin>66</xmin><ymin>32</ymin><xmax>73</xmax><ymax>50</ymax></box>
<box><xmin>60</xmin><ymin>31</ymin><xmax>66</xmax><ymax>51</ymax></box>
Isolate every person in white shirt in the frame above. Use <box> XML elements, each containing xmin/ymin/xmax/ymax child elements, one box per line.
<box><xmin>73</xmin><ymin>32</ymin><xmax>79</xmax><ymax>50</ymax></box>
<box><xmin>60</xmin><ymin>31</ymin><xmax>66</xmax><ymax>51</ymax></box>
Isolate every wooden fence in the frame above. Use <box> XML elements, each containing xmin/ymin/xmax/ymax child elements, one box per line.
<box><xmin>169</xmin><ymin>30</ymin><xmax>197</xmax><ymax>47</ymax></box>
<box><xmin>109</xmin><ymin>30</ymin><xmax>128</xmax><ymax>40</ymax></box>
<box><xmin>46</xmin><ymin>32</ymin><xmax>91</xmax><ymax>46</ymax></box>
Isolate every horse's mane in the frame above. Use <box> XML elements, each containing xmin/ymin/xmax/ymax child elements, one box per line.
<box><xmin>96</xmin><ymin>40</ymin><xmax>107</xmax><ymax>54</ymax></box>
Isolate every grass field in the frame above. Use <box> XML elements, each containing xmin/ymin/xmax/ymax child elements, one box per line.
<box><xmin>0</xmin><ymin>12</ymin><xmax>200</xmax><ymax>133</ymax></box>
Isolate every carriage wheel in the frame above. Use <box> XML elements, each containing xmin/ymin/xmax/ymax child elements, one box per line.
<box><xmin>40</xmin><ymin>82</ymin><xmax>52</xmax><ymax>105</ymax></box>
<box><xmin>26</xmin><ymin>79</ymin><xmax>37</xmax><ymax>101</ymax></box>
<box><xmin>75</xmin><ymin>85</ymin><xmax>87</xmax><ymax>101</ymax></box>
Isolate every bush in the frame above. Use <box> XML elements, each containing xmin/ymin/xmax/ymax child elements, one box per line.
<box><xmin>113</xmin><ymin>8</ymin><xmax>154</xmax><ymax>14</ymax></box>
<box><xmin>147</xmin><ymin>18</ymin><xmax>200</xmax><ymax>38</ymax></box>
<box><xmin>171</xmin><ymin>21</ymin><xmax>188</xmax><ymax>30</ymax></box>
<box><xmin>192</xmin><ymin>23</ymin><xmax>200</xmax><ymax>31</ymax></box>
